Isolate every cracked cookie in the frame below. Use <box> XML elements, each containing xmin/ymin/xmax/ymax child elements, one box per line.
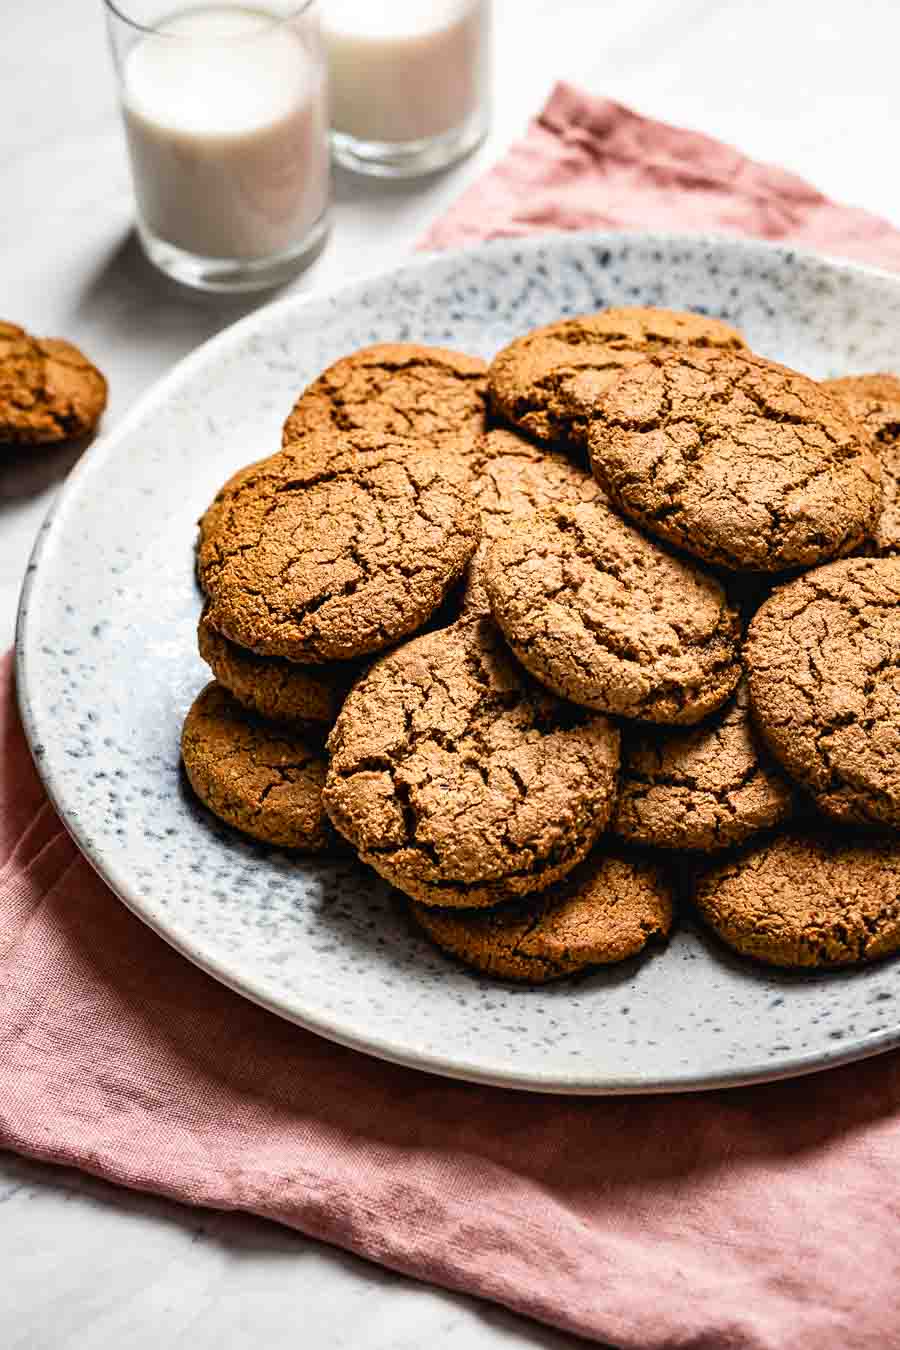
<box><xmin>197</xmin><ymin>434</ymin><xmax>481</xmax><ymax>663</ymax></box>
<box><xmin>197</xmin><ymin>607</ymin><xmax>356</xmax><ymax>733</ymax></box>
<box><xmin>693</xmin><ymin>829</ymin><xmax>900</xmax><ymax>968</ymax></box>
<box><xmin>323</xmin><ymin>616</ymin><xmax>621</xmax><ymax>907</ymax></box>
<box><xmin>481</xmin><ymin>500</ymin><xmax>742</xmax><ymax>723</ymax></box>
<box><xmin>409</xmin><ymin>847</ymin><xmax>673</xmax><ymax>983</ymax></box>
<box><xmin>460</xmin><ymin>426</ymin><xmax>607</xmax><ymax>617</ymax></box>
<box><xmin>612</xmin><ymin>681</ymin><xmax>794</xmax><ymax>852</ymax></box>
<box><xmin>825</xmin><ymin>372</ymin><xmax>900</xmax><ymax>555</ymax></box>
<box><xmin>0</xmin><ymin>320</ymin><xmax>107</xmax><ymax>445</ymax></box>
<box><xmin>746</xmin><ymin>556</ymin><xmax>900</xmax><ymax>827</ymax></box>
<box><xmin>281</xmin><ymin>343</ymin><xmax>489</xmax><ymax>476</ymax></box>
<box><xmin>181</xmin><ymin>681</ymin><xmax>331</xmax><ymax>850</ymax></box>
<box><xmin>587</xmin><ymin>349</ymin><xmax>882</xmax><ymax>572</ymax></box>
<box><xmin>488</xmin><ymin>306</ymin><xmax>747</xmax><ymax>448</ymax></box>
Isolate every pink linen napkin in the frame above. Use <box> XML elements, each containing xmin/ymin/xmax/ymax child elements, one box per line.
<box><xmin>4</xmin><ymin>86</ymin><xmax>900</xmax><ymax>1350</ymax></box>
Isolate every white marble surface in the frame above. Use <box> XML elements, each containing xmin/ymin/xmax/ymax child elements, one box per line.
<box><xmin>4</xmin><ymin>1</ymin><xmax>900</xmax><ymax>1344</ymax></box>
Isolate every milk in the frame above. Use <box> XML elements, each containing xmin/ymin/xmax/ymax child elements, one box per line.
<box><xmin>122</xmin><ymin>8</ymin><xmax>329</xmax><ymax>261</ymax></box>
<box><xmin>322</xmin><ymin>0</ymin><xmax>490</xmax><ymax>145</ymax></box>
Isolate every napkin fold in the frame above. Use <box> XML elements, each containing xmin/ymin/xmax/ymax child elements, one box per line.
<box><xmin>4</xmin><ymin>85</ymin><xmax>900</xmax><ymax>1350</ymax></box>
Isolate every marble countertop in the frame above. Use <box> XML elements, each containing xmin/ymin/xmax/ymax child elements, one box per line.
<box><xmin>4</xmin><ymin>1</ymin><xmax>900</xmax><ymax>1345</ymax></box>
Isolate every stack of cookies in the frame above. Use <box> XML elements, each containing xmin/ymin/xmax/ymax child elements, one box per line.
<box><xmin>183</xmin><ymin>313</ymin><xmax>900</xmax><ymax>982</ymax></box>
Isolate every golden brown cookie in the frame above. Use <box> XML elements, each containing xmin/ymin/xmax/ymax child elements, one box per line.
<box><xmin>612</xmin><ymin>681</ymin><xmax>794</xmax><ymax>852</ymax></box>
<box><xmin>0</xmin><ymin>320</ymin><xmax>107</xmax><ymax>445</ymax></box>
<box><xmin>482</xmin><ymin>500</ymin><xmax>742</xmax><ymax>724</ymax></box>
<box><xmin>197</xmin><ymin>608</ymin><xmax>356</xmax><ymax>733</ymax></box>
<box><xmin>181</xmin><ymin>682</ymin><xmax>331</xmax><ymax>850</ymax></box>
<box><xmin>746</xmin><ymin>556</ymin><xmax>900</xmax><ymax>828</ymax></box>
<box><xmin>587</xmin><ymin>349</ymin><xmax>882</xmax><ymax>572</ymax></box>
<box><xmin>323</xmin><ymin>616</ymin><xmax>621</xmax><ymax>908</ymax></box>
<box><xmin>488</xmin><ymin>306</ymin><xmax>747</xmax><ymax>447</ymax></box>
<box><xmin>197</xmin><ymin>434</ymin><xmax>481</xmax><ymax>663</ymax></box>
<box><xmin>460</xmin><ymin>426</ymin><xmax>607</xmax><ymax>616</ymax></box>
<box><xmin>693</xmin><ymin>829</ymin><xmax>900</xmax><ymax>969</ymax></box>
<box><xmin>410</xmin><ymin>848</ymin><xmax>674</xmax><ymax>983</ymax></box>
<box><xmin>825</xmin><ymin>372</ymin><xmax>900</xmax><ymax>555</ymax></box>
<box><xmin>281</xmin><ymin>343</ymin><xmax>488</xmax><ymax>476</ymax></box>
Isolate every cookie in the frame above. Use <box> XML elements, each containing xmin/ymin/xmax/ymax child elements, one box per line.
<box><xmin>410</xmin><ymin>848</ymin><xmax>673</xmax><ymax>983</ymax></box>
<box><xmin>746</xmin><ymin>556</ymin><xmax>900</xmax><ymax>827</ymax></box>
<box><xmin>693</xmin><ymin>829</ymin><xmax>900</xmax><ymax>968</ymax></box>
<box><xmin>482</xmin><ymin>500</ymin><xmax>742</xmax><ymax>724</ymax></box>
<box><xmin>488</xmin><ymin>306</ymin><xmax>747</xmax><ymax>447</ymax></box>
<box><xmin>0</xmin><ymin>320</ymin><xmax>107</xmax><ymax>445</ymax></box>
<box><xmin>197</xmin><ymin>433</ymin><xmax>481</xmax><ymax>663</ymax></box>
<box><xmin>181</xmin><ymin>682</ymin><xmax>331</xmax><ymax>850</ymax></box>
<box><xmin>825</xmin><ymin>372</ymin><xmax>900</xmax><ymax>555</ymax></box>
<box><xmin>323</xmin><ymin>616</ymin><xmax>621</xmax><ymax>907</ymax></box>
<box><xmin>460</xmin><ymin>426</ymin><xmax>607</xmax><ymax>616</ymax></box>
<box><xmin>587</xmin><ymin>349</ymin><xmax>882</xmax><ymax>572</ymax></box>
<box><xmin>281</xmin><ymin>343</ymin><xmax>488</xmax><ymax>476</ymax></box>
<box><xmin>197</xmin><ymin>607</ymin><xmax>355</xmax><ymax>732</ymax></box>
<box><xmin>612</xmin><ymin>681</ymin><xmax>794</xmax><ymax>852</ymax></box>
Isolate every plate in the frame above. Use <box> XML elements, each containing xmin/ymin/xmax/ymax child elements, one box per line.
<box><xmin>17</xmin><ymin>231</ymin><xmax>900</xmax><ymax>1095</ymax></box>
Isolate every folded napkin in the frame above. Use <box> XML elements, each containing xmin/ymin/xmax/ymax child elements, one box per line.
<box><xmin>4</xmin><ymin>86</ymin><xmax>900</xmax><ymax>1350</ymax></box>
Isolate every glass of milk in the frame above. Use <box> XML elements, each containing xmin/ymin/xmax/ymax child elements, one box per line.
<box><xmin>321</xmin><ymin>0</ymin><xmax>491</xmax><ymax>178</ymax></box>
<box><xmin>105</xmin><ymin>1</ymin><xmax>331</xmax><ymax>292</ymax></box>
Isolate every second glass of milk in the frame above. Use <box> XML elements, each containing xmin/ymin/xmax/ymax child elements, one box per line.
<box><xmin>105</xmin><ymin>1</ymin><xmax>331</xmax><ymax>292</ymax></box>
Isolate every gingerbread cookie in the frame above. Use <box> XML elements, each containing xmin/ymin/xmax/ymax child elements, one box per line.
<box><xmin>488</xmin><ymin>306</ymin><xmax>747</xmax><ymax>447</ymax></box>
<box><xmin>0</xmin><ymin>320</ymin><xmax>107</xmax><ymax>445</ymax></box>
<box><xmin>587</xmin><ymin>349</ymin><xmax>881</xmax><ymax>572</ymax></box>
<box><xmin>746</xmin><ymin>556</ymin><xmax>900</xmax><ymax>827</ymax></box>
<box><xmin>482</xmin><ymin>500</ymin><xmax>741</xmax><ymax>724</ymax></box>
<box><xmin>323</xmin><ymin>616</ymin><xmax>621</xmax><ymax>907</ymax></box>
<box><xmin>197</xmin><ymin>434</ymin><xmax>481</xmax><ymax>662</ymax></box>
<box><xmin>181</xmin><ymin>682</ymin><xmax>331</xmax><ymax>850</ymax></box>
<box><xmin>825</xmin><ymin>372</ymin><xmax>900</xmax><ymax>555</ymax></box>
<box><xmin>612</xmin><ymin>681</ymin><xmax>794</xmax><ymax>852</ymax></box>
<box><xmin>693</xmin><ymin>829</ymin><xmax>900</xmax><ymax>968</ymax></box>
<box><xmin>410</xmin><ymin>848</ymin><xmax>673</xmax><ymax>983</ymax></box>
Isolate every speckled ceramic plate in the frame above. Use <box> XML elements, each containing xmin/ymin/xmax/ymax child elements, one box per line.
<box><xmin>17</xmin><ymin>232</ymin><xmax>900</xmax><ymax>1094</ymax></box>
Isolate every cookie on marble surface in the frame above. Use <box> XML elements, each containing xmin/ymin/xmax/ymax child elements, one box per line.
<box><xmin>281</xmin><ymin>343</ymin><xmax>489</xmax><ymax>476</ymax></box>
<box><xmin>612</xmin><ymin>681</ymin><xmax>794</xmax><ymax>853</ymax></box>
<box><xmin>197</xmin><ymin>607</ymin><xmax>356</xmax><ymax>732</ymax></box>
<box><xmin>181</xmin><ymin>682</ymin><xmax>331</xmax><ymax>850</ymax></box>
<box><xmin>693</xmin><ymin>829</ymin><xmax>900</xmax><ymax>969</ymax></box>
<box><xmin>323</xmin><ymin>616</ymin><xmax>621</xmax><ymax>908</ymax></box>
<box><xmin>197</xmin><ymin>433</ymin><xmax>481</xmax><ymax>663</ymax></box>
<box><xmin>746</xmin><ymin>556</ymin><xmax>900</xmax><ymax>828</ymax></box>
<box><xmin>488</xmin><ymin>306</ymin><xmax>747</xmax><ymax>448</ymax></box>
<box><xmin>587</xmin><ymin>349</ymin><xmax>882</xmax><ymax>572</ymax></box>
<box><xmin>482</xmin><ymin>500</ymin><xmax>742</xmax><ymax>724</ymax></box>
<box><xmin>0</xmin><ymin>320</ymin><xmax>107</xmax><ymax>445</ymax></box>
<box><xmin>825</xmin><ymin>372</ymin><xmax>900</xmax><ymax>555</ymax></box>
<box><xmin>410</xmin><ymin>848</ymin><xmax>673</xmax><ymax>983</ymax></box>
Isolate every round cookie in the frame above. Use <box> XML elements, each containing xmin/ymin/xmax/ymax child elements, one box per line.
<box><xmin>693</xmin><ymin>829</ymin><xmax>900</xmax><ymax>969</ymax></box>
<box><xmin>612</xmin><ymin>681</ymin><xmax>794</xmax><ymax>852</ymax></box>
<box><xmin>825</xmin><ymin>372</ymin><xmax>900</xmax><ymax>555</ymax></box>
<box><xmin>481</xmin><ymin>500</ymin><xmax>742</xmax><ymax>724</ymax></box>
<box><xmin>410</xmin><ymin>848</ymin><xmax>674</xmax><ymax>983</ymax></box>
<box><xmin>488</xmin><ymin>306</ymin><xmax>747</xmax><ymax>447</ymax></box>
<box><xmin>746</xmin><ymin>556</ymin><xmax>900</xmax><ymax>828</ymax></box>
<box><xmin>323</xmin><ymin>616</ymin><xmax>621</xmax><ymax>908</ymax></box>
<box><xmin>0</xmin><ymin>320</ymin><xmax>107</xmax><ymax>445</ymax></box>
<box><xmin>181</xmin><ymin>682</ymin><xmax>331</xmax><ymax>850</ymax></box>
<box><xmin>460</xmin><ymin>426</ymin><xmax>607</xmax><ymax>616</ymax></box>
<box><xmin>197</xmin><ymin>608</ymin><xmax>355</xmax><ymax>732</ymax></box>
<box><xmin>587</xmin><ymin>349</ymin><xmax>882</xmax><ymax>572</ymax></box>
<box><xmin>281</xmin><ymin>343</ymin><xmax>488</xmax><ymax>476</ymax></box>
<box><xmin>197</xmin><ymin>433</ymin><xmax>481</xmax><ymax>663</ymax></box>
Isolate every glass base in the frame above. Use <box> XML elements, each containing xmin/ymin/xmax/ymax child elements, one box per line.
<box><xmin>136</xmin><ymin>209</ymin><xmax>330</xmax><ymax>294</ymax></box>
<box><xmin>331</xmin><ymin>108</ymin><xmax>488</xmax><ymax>180</ymax></box>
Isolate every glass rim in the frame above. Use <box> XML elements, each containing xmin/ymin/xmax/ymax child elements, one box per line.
<box><xmin>102</xmin><ymin>0</ymin><xmax>317</xmax><ymax>38</ymax></box>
